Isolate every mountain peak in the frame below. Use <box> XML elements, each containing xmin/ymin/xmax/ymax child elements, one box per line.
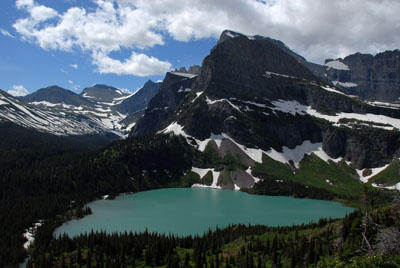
<box><xmin>21</xmin><ymin>85</ymin><xmax>93</xmax><ymax>107</ymax></box>
<box><xmin>91</xmin><ymin>84</ymin><xmax>118</xmax><ymax>90</ymax></box>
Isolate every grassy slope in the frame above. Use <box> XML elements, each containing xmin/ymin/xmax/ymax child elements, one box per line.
<box><xmin>369</xmin><ymin>160</ymin><xmax>400</xmax><ymax>186</ymax></box>
<box><xmin>253</xmin><ymin>153</ymin><xmax>362</xmax><ymax>200</ymax></box>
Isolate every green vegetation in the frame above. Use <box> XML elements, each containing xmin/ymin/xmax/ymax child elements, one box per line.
<box><xmin>0</xmin><ymin>126</ymin><xmax>398</xmax><ymax>267</ymax></box>
<box><xmin>369</xmin><ymin>160</ymin><xmax>400</xmax><ymax>186</ymax></box>
<box><xmin>253</xmin><ymin>154</ymin><xmax>362</xmax><ymax>201</ymax></box>
<box><xmin>0</xmin><ymin>131</ymin><xmax>200</xmax><ymax>267</ymax></box>
<box><xmin>201</xmin><ymin>171</ymin><xmax>213</xmax><ymax>186</ymax></box>
<box><xmin>29</xmin><ymin>200</ymin><xmax>400</xmax><ymax>268</ymax></box>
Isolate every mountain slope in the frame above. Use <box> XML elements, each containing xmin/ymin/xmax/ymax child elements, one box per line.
<box><xmin>223</xmin><ymin>30</ymin><xmax>400</xmax><ymax>102</ymax></box>
<box><xmin>323</xmin><ymin>50</ymin><xmax>400</xmax><ymax>102</ymax></box>
<box><xmin>112</xmin><ymin>80</ymin><xmax>161</xmax><ymax>114</ymax></box>
<box><xmin>80</xmin><ymin>84</ymin><xmax>130</xmax><ymax>104</ymax></box>
<box><xmin>21</xmin><ymin>85</ymin><xmax>94</xmax><ymax>107</ymax></box>
<box><xmin>132</xmin><ymin>29</ymin><xmax>400</xmax><ymax>191</ymax></box>
<box><xmin>0</xmin><ymin>89</ymin><xmax>120</xmax><ymax>137</ymax></box>
<box><xmin>18</xmin><ymin>82</ymin><xmax>161</xmax><ymax>136</ymax></box>
<box><xmin>132</xmin><ymin>72</ymin><xmax>197</xmax><ymax>135</ymax></box>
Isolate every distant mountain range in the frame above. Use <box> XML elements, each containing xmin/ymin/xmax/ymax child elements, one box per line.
<box><xmin>0</xmin><ymin>82</ymin><xmax>161</xmax><ymax>138</ymax></box>
<box><xmin>1</xmin><ymin>29</ymin><xmax>400</xmax><ymax>192</ymax></box>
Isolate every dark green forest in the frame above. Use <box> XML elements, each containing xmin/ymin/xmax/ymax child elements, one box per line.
<box><xmin>0</xmin><ymin>123</ymin><xmax>199</xmax><ymax>267</ymax></box>
<box><xmin>1</xmin><ymin>122</ymin><xmax>400</xmax><ymax>267</ymax></box>
<box><xmin>28</xmin><ymin>205</ymin><xmax>400</xmax><ymax>267</ymax></box>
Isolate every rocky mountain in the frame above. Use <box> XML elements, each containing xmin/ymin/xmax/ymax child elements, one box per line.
<box><xmin>323</xmin><ymin>50</ymin><xmax>400</xmax><ymax>102</ymax></box>
<box><xmin>175</xmin><ymin>65</ymin><xmax>202</xmax><ymax>75</ymax></box>
<box><xmin>112</xmin><ymin>80</ymin><xmax>161</xmax><ymax>115</ymax></box>
<box><xmin>222</xmin><ymin>29</ymin><xmax>400</xmax><ymax>102</ymax></box>
<box><xmin>132</xmin><ymin>72</ymin><xmax>197</xmax><ymax>135</ymax></box>
<box><xmin>8</xmin><ymin>81</ymin><xmax>162</xmax><ymax>137</ymax></box>
<box><xmin>80</xmin><ymin>84</ymin><xmax>130</xmax><ymax>104</ymax></box>
<box><xmin>21</xmin><ymin>85</ymin><xmax>94</xmax><ymax>107</ymax></box>
<box><xmin>0</xmin><ymin>89</ymin><xmax>120</xmax><ymax>137</ymax></box>
<box><xmin>131</xmin><ymin>30</ymin><xmax>400</xmax><ymax>192</ymax></box>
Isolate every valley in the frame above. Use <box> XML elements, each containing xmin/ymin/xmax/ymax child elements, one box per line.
<box><xmin>1</xmin><ymin>29</ymin><xmax>400</xmax><ymax>267</ymax></box>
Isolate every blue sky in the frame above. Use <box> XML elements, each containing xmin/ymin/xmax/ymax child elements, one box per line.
<box><xmin>0</xmin><ymin>0</ymin><xmax>217</xmax><ymax>95</ymax></box>
<box><xmin>1</xmin><ymin>0</ymin><xmax>399</xmax><ymax>96</ymax></box>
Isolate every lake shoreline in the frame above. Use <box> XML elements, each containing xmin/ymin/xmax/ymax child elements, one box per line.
<box><xmin>54</xmin><ymin>187</ymin><xmax>355</xmax><ymax>238</ymax></box>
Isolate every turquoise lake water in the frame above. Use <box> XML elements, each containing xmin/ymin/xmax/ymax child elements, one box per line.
<box><xmin>55</xmin><ymin>188</ymin><xmax>354</xmax><ymax>237</ymax></box>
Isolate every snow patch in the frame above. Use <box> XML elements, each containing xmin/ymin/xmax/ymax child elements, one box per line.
<box><xmin>23</xmin><ymin>221</ymin><xmax>43</xmax><ymax>249</ymax></box>
<box><xmin>206</xmin><ymin>96</ymin><xmax>242</xmax><ymax>112</ymax></box>
<box><xmin>234</xmin><ymin>184</ymin><xmax>241</xmax><ymax>191</ymax></box>
<box><xmin>332</xmin><ymin>81</ymin><xmax>358</xmax><ymax>88</ymax></box>
<box><xmin>271</xmin><ymin>99</ymin><xmax>400</xmax><ymax>130</ymax></box>
<box><xmin>162</xmin><ymin>123</ymin><xmax>342</xmax><ymax>170</ymax></box>
<box><xmin>372</xmin><ymin>182</ymin><xmax>400</xmax><ymax>191</ymax></box>
<box><xmin>320</xmin><ymin>85</ymin><xmax>347</xmax><ymax>96</ymax></box>
<box><xmin>245</xmin><ymin>167</ymin><xmax>262</xmax><ymax>183</ymax></box>
<box><xmin>324</xmin><ymin>60</ymin><xmax>350</xmax><ymax>70</ymax></box>
<box><xmin>178</xmin><ymin>87</ymin><xmax>191</xmax><ymax>93</ymax></box>
<box><xmin>171</xmin><ymin>72</ymin><xmax>197</xmax><ymax>79</ymax></box>
<box><xmin>356</xmin><ymin>165</ymin><xmax>390</xmax><ymax>183</ymax></box>
<box><xmin>265</xmin><ymin>140</ymin><xmax>342</xmax><ymax>168</ymax></box>
<box><xmin>191</xmin><ymin>167</ymin><xmax>221</xmax><ymax>189</ymax></box>
<box><xmin>30</xmin><ymin>101</ymin><xmax>59</xmax><ymax>107</ymax></box>
<box><xmin>161</xmin><ymin>122</ymin><xmax>189</xmax><ymax>138</ymax></box>
<box><xmin>192</xmin><ymin>91</ymin><xmax>203</xmax><ymax>103</ymax></box>
<box><xmin>191</xmin><ymin>167</ymin><xmax>213</xmax><ymax>178</ymax></box>
<box><xmin>264</xmin><ymin>71</ymin><xmax>298</xmax><ymax>79</ymax></box>
<box><xmin>125</xmin><ymin>122</ymin><xmax>136</xmax><ymax>132</ymax></box>
<box><xmin>366</xmin><ymin>101</ymin><xmax>400</xmax><ymax>110</ymax></box>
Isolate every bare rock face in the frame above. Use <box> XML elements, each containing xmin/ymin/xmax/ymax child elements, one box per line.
<box><xmin>374</xmin><ymin>227</ymin><xmax>400</xmax><ymax>254</ymax></box>
<box><xmin>113</xmin><ymin>80</ymin><xmax>161</xmax><ymax>114</ymax></box>
<box><xmin>324</xmin><ymin>50</ymin><xmax>400</xmax><ymax>102</ymax></box>
<box><xmin>131</xmin><ymin>30</ymin><xmax>400</xmax><ymax>169</ymax></box>
<box><xmin>131</xmin><ymin>72</ymin><xmax>196</xmax><ymax>135</ymax></box>
<box><xmin>177</xmin><ymin>65</ymin><xmax>202</xmax><ymax>75</ymax></box>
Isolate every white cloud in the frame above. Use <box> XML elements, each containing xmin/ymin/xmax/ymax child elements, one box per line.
<box><xmin>0</xmin><ymin>28</ymin><xmax>15</xmax><ymax>38</ymax></box>
<box><xmin>92</xmin><ymin>51</ymin><xmax>171</xmax><ymax>76</ymax></box>
<box><xmin>60</xmin><ymin>68</ymin><xmax>67</xmax><ymax>74</ymax></box>
<box><xmin>16</xmin><ymin>0</ymin><xmax>34</xmax><ymax>9</ymax></box>
<box><xmin>67</xmin><ymin>80</ymin><xmax>79</xmax><ymax>91</ymax></box>
<box><xmin>8</xmin><ymin>85</ymin><xmax>28</xmax><ymax>96</ymax></box>
<box><xmin>70</xmin><ymin>63</ymin><xmax>78</xmax><ymax>69</ymax></box>
<box><xmin>12</xmin><ymin>0</ymin><xmax>400</xmax><ymax>66</ymax></box>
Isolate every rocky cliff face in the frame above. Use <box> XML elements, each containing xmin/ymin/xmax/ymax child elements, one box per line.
<box><xmin>324</xmin><ymin>50</ymin><xmax>400</xmax><ymax>102</ymax></box>
<box><xmin>176</xmin><ymin>65</ymin><xmax>202</xmax><ymax>75</ymax></box>
<box><xmin>131</xmin><ymin>72</ymin><xmax>197</xmax><ymax>135</ymax></box>
<box><xmin>132</xmin><ymin>30</ymin><xmax>400</xmax><ymax>171</ymax></box>
<box><xmin>112</xmin><ymin>80</ymin><xmax>161</xmax><ymax>115</ymax></box>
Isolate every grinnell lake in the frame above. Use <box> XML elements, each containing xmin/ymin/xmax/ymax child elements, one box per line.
<box><xmin>55</xmin><ymin>188</ymin><xmax>353</xmax><ymax>237</ymax></box>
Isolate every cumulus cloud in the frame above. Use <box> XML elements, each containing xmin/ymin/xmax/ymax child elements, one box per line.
<box><xmin>8</xmin><ymin>85</ymin><xmax>28</xmax><ymax>96</ymax></box>
<box><xmin>92</xmin><ymin>51</ymin><xmax>171</xmax><ymax>76</ymax></box>
<box><xmin>70</xmin><ymin>63</ymin><xmax>78</xmax><ymax>69</ymax></box>
<box><xmin>12</xmin><ymin>0</ymin><xmax>400</xmax><ymax>67</ymax></box>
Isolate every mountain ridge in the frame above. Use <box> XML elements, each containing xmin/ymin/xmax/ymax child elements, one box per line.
<box><xmin>131</xmin><ymin>29</ymin><xmax>400</xmax><ymax>191</ymax></box>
